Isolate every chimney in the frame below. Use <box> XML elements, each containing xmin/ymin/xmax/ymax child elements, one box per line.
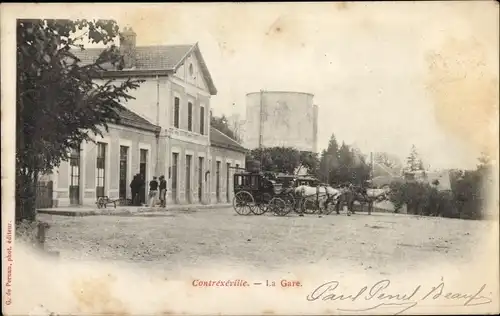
<box><xmin>119</xmin><ymin>27</ymin><xmax>137</xmax><ymax>69</ymax></box>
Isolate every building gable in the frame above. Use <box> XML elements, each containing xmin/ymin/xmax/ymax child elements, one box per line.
<box><xmin>173</xmin><ymin>44</ymin><xmax>215</xmax><ymax>95</ymax></box>
<box><xmin>71</xmin><ymin>42</ymin><xmax>217</xmax><ymax>95</ymax></box>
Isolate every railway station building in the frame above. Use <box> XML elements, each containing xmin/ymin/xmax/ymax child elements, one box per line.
<box><xmin>43</xmin><ymin>28</ymin><xmax>246</xmax><ymax>208</ymax></box>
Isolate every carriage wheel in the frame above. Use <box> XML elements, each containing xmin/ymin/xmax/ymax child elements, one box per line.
<box><xmin>252</xmin><ymin>193</ymin><xmax>272</xmax><ymax>215</ymax></box>
<box><xmin>269</xmin><ymin>197</ymin><xmax>288</xmax><ymax>216</ymax></box>
<box><xmin>322</xmin><ymin>197</ymin><xmax>336</xmax><ymax>215</ymax></box>
<box><xmin>294</xmin><ymin>197</ymin><xmax>305</xmax><ymax>214</ymax></box>
<box><xmin>301</xmin><ymin>196</ymin><xmax>319</xmax><ymax>215</ymax></box>
<box><xmin>281</xmin><ymin>193</ymin><xmax>295</xmax><ymax>215</ymax></box>
<box><xmin>282</xmin><ymin>193</ymin><xmax>295</xmax><ymax>209</ymax></box>
<box><xmin>96</xmin><ymin>197</ymin><xmax>105</xmax><ymax>209</ymax></box>
<box><xmin>233</xmin><ymin>191</ymin><xmax>255</xmax><ymax>216</ymax></box>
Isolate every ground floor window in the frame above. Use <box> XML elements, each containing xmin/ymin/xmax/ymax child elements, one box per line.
<box><xmin>119</xmin><ymin>145</ymin><xmax>129</xmax><ymax>199</ymax></box>
<box><xmin>96</xmin><ymin>142</ymin><xmax>106</xmax><ymax>197</ymax></box>
<box><xmin>216</xmin><ymin>161</ymin><xmax>221</xmax><ymax>201</ymax></box>
<box><xmin>69</xmin><ymin>145</ymin><xmax>81</xmax><ymax>205</ymax></box>
<box><xmin>198</xmin><ymin>157</ymin><xmax>204</xmax><ymax>202</ymax></box>
<box><xmin>226</xmin><ymin>162</ymin><xmax>230</xmax><ymax>202</ymax></box>
<box><xmin>172</xmin><ymin>152</ymin><xmax>179</xmax><ymax>202</ymax></box>
<box><xmin>186</xmin><ymin>154</ymin><xmax>192</xmax><ymax>203</ymax></box>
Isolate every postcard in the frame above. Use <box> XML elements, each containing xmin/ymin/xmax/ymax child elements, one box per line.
<box><xmin>1</xmin><ymin>2</ymin><xmax>499</xmax><ymax>315</ymax></box>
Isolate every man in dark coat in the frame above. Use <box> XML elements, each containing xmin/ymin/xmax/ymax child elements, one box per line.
<box><xmin>159</xmin><ymin>175</ymin><xmax>167</xmax><ymax>208</ymax></box>
<box><xmin>138</xmin><ymin>174</ymin><xmax>146</xmax><ymax>205</ymax></box>
<box><xmin>130</xmin><ymin>174</ymin><xmax>140</xmax><ymax>206</ymax></box>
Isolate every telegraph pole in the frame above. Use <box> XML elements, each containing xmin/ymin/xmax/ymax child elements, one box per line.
<box><xmin>259</xmin><ymin>90</ymin><xmax>265</xmax><ymax>172</ymax></box>
<box><xmin>259</xmin><ymin>89</ymin><xmax>264</xmax><ymax>149</ymax></box>
<box><xmin>370</xmin><ymin>151</ymin><xmax>374</xmax><ymax>183</ymax></box>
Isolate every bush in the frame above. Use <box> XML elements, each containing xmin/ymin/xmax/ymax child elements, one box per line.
<box><xmin>15</xmin><ymin>219</ymin><xmax>50</xmax><ymax>249</ymax></box>
<box><xmin>451</xmin><ymin>170</ymin><xmax>484</xmax><ymax>220</ymax></box>
<box><xmin>389</xmin><ymin>170</ymin><xmax>485</xmax><ymax>220</ymax></box>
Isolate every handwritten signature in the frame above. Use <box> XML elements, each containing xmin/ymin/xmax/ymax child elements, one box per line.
<box><xmin>306</xmin><ymin>278</ymin><xmax>493</xmax><ymax>315</ymax></box>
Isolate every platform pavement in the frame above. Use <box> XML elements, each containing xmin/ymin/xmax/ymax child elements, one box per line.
<box><xmin>37</xmin><ymin>203</ymin><xmax>232</xmax><ymax>217</ymax></box>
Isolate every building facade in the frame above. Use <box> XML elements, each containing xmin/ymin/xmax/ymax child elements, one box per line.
<box><xmin>47</xmin><ymin>28</ymin><xmax>246</xmax><ymax>207</ymax></box>
<box><xmin>243</xmin><ymin>91</ymin><xmax>318</xmax><ymax>153</ymax></box>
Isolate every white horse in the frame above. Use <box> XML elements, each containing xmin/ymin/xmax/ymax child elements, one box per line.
<box><xmin>366</xmin><ymin>187</ymin><xmax>391</xmax><ymax>202</ymax></box>
<box><xmin>294</xmin><ymin>185</ymin><xmax>341</xmax><ymax>199</ymax></box>
<box><xmin>293</xmin><ymin>185</ymin><xmax>343</xmax><ymax>214</ymax></box>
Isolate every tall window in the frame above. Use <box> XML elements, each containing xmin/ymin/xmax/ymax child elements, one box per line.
<box><xmin>172</xmin><ymin>153</ymin><xmax>179</xmax><ymax>202</ymax></box>
<box><xmin>187</xmin><ymin>101</ymin><xmax>193</xmax><ymax>131</ymax></box>
<box><xmin>198</xmin><ymin>157</ymin><xmax>204</xmax><ymax>202</ymax></box>
<box><xmin>216</xmin><ymin>161</ymin><xmax>221</xmax><ymax>201</ymax></box>
<box><xmin>174</xmin><ymin>97</ymin><xmax>180</xmax><ymax>128</ymax></box>
<box><xmin>199</xmin><ymin>106</ymin><xmax>205</xmax><ymax>135</ymax></box>
<box><xmin>119</xmin><ymin>146</ymin><xmax>129</xmax><ymax>199</ymax></box>
<box><xmin>139</xmin><ymin>149</ymin><xmax>148</xmax><ymax>204</ymax></box>
<box><xmin>96</xmin><ymin>142</ymin><xmax>106</xmax><ymax>197</ymax></box>
<box><xmin>69</xmin><ymin>145</ymin><xmax>81</xmax><ymax>205</ymax></box>
<box><xmin>226</xmin><ymin>162</ymin><xmax>230</xmax><ymax>202</ymax></box>
<box><xmin>140</xmin><ymin>149</ymin><xmax>147</xmax><ymax>178</ymax></box>
<box><xmin>185</xmin><ymin>155</ymin><xmax>192</xmax><ymax>203</ymax></box>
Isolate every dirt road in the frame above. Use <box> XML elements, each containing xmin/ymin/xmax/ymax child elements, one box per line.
<box><xmin>37</xmin><ymin>208</ymin><xmax>490</xmax><ymax>274</ymax></box>
<box><xmin>8</xmin><ymin>209</ymin><xmax>497</xmax><ymax>315</ymax></box>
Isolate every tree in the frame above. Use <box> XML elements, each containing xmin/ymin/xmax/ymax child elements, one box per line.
<box><xmin>373</xmin><ymin>152</ymin><xmax>403</xmax><ymax>172</ymax></box>
<box><xmin>389</xmin><ymin>153</ymin><xmax>490</xmax><ymax>220</ymax></box>
<box><xmin>318</xmin><ymin>150</ymin><xmax>329</xmax><ymax>183</ymax></box>
<box><xmin>211</xmin><ymin>114</ymin><xmax>240</xmax><ymax>142</ymax></box>
<box><xmin>337</xmin><ymin>142</ymin><xmax>353</xmax><ymax>184</ymax></box>
<box><xmin>17</xmin><ymin>19</ymin><xmax>143</xmax><ymax>222</ymax></box>
<box><xmin>405</xmin><ymin>145</ymin><xmax>424</xmax><ymax>172</ymax></box>
<box><xmin>296</xmin><ymin>151</ymin><xmax>319</xmax><ymax>175</ymax></box>
<box><xmin>245</xmin><ymin>146</ymin><xmax>317</xmax><ymax>175</ymax></box>
<box><xmin>350</xmin><ymin>148</ymin><xmax>371</xmax><ymax>185</ymax></box>
<box><xmin>318</xmin><ymin>134</ymin><xmax>340</xmax><ymax>184</ymax></box>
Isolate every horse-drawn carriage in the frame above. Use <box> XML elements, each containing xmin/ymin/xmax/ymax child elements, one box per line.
<box><xmin>232</xmin><ymin>162</ymin><xmax>391</xmax><ymax>217</ymax></box>
<box><xmin>232</xmin><ymin>168</ymin><xmax>342</xmax><ymax>216</ymax></box>
<box><xmin>232</xmin><ymin>171</ymin><xmax>297</xmax><ymax>216</ymax></box>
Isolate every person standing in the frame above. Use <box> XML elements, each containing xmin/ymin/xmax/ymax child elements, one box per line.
<box><xmin>130</xmin><ymin>174</ymin><xmax>139</xmax><ymax>206</ymax></box>
<box><xmin>159</xmin><ymin>175</ymin><xmax>167</xmax><ymax>208</ymax></box>
<box><xmin>138</xmin><ymin>174</ymin><xmax>146</xmax><ymax>205</ymax></box>
<box><xmin>148</xmin><ymin>176</ymin><xmax>159</xmax><ymax>208</ymax></box>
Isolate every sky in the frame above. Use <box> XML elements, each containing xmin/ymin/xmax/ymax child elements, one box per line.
<box><xmin>16</xmin><ymin>1</ymin><xmax>499</xmax><ymax>170</ymax></box>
